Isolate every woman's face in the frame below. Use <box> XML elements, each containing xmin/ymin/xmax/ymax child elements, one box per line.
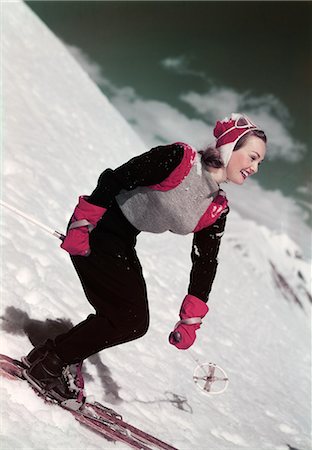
<box><xmin>226</xmin><ymin>136</ymin><xmax>266</xmax><ymax>185</ymax></box>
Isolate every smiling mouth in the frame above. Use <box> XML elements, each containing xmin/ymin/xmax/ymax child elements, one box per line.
<box><xmin>240</xmin><ymin>170</ymin><xmax>249</xmax><ymax>180</ymax></box>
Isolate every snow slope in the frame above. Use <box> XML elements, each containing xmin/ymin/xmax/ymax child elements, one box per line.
<box><xmin>1</xmin><ymin>2</ymin><xmax>311</xmax><ymax>450</ymax></box>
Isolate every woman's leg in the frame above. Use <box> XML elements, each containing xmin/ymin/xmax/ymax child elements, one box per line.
<box><xmin>53</xmin><ymin>235</ymin><xmax>149</xmax><ymax>364</ymax></box>
<box><xmin>23</xmin><ymin>206</ymin><xmax>147</xmax><ymax>401</ymax></box>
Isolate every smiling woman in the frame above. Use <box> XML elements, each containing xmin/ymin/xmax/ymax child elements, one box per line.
<box><xmin>227</xmin><ymin>135</ymin><xmax>266</xmax><ymax>185</ymax></box>
<box><xmin>200</xmin><ymin>114</ymin><xmax>267</xmax><ymax>184</ymax></box>
<box><xmin>23</xmin><ymin>112</ymin><xmax>267</xmax><ymax>405</ymax></box>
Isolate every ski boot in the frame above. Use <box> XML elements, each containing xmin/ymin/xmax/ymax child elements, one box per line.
<box><xmin>23</xmin><ymin>342</ymin><xmax>85</xmax><ymax>410</ymax></box>
<box><xmin>22</xmin><ymin>339</ymin><xmax>55</xmax><ymax>368</ymax></box>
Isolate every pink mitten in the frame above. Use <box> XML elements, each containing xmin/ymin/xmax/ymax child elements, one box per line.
<box><xmin>169</xmin><ymin>295</ymin><xmax>209</xmax><ymax>350</ymax></box>
<box><xmin>60</xmin><ymin>196</ymin><xmax>106</xmax><ymax>256</ymax></box>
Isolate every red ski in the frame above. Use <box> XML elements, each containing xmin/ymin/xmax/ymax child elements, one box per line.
<box><xmin>0</xmin><ymin>354</ymin><xmax>178</xmax><ymax>450</ymax></box>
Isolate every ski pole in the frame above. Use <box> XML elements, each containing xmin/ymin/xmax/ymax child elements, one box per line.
<box><xmin>0</xmin><ymin>199</ymin><xmax>65</xmax><ymax>241</ymax></box>
<box><xmin>186</xmin><ymin>349</ymin><xmax>202</xmax><ymax>366</ymax></box>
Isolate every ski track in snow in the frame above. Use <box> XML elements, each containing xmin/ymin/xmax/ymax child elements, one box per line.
<box><xmin>1</xmin><ymin>2</ymin><xmax>311</xmax><ymax>450</ymax></box>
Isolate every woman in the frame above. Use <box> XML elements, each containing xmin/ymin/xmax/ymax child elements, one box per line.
<box><xmin>23</xmin><ymin>113</ymin><xmax>267</xmax><ymax>404</ymax></box>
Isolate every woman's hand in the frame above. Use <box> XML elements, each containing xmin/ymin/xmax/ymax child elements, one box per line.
<box><xmin>169</xmin><ymin>295</ymin><xmax>209</xmax><ymax>350</ymax></box>
<box><xmin>61</xmin><ymin>196</ymin><xmax>106</xmax><ymax>256</ymax></box>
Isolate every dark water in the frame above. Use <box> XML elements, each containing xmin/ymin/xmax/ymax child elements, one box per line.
<box><xmin>26</xmin><ymin>1</ymin><xmax>312</xmax><ymax>225</ymax></box>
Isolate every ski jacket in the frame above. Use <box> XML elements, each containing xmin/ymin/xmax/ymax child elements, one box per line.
<box><xmin>88</xmin><ymin>142</ymin><xmax>229</xmax><ymax>303</ymax></box>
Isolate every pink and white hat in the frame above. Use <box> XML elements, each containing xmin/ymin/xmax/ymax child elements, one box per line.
<box><xmin>214</xmin><ymin>113</ymin><xmax>260</xmax><ymax>167</ymax></box>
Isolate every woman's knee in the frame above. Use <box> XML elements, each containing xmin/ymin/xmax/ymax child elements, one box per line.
<box><xmin>132</xmin><ymin>312</ymin><xmax>150</xmax><ymax>338</ymax></box>
<box><xmin>123</xmin><ymin>302</ymin><xmax>150</xmax><ymax>338</ymax></box>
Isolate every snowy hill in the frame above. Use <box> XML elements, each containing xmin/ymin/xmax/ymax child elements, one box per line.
<box><xmin>1</xmin><ymin>2</ymin><xmax>311</xmax><ymax>450</ymax></box>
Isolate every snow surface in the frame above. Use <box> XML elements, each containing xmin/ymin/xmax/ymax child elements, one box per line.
<box><xmin>1</xmin><ymin>2</ymin><xmax>311</xmax><ymax>450</ymax></box>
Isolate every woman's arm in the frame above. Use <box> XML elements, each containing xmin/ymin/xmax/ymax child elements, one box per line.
<box><xmin>61</xmin><ymin>143</ymin><xmax>189</xmax><ymax>256</ymax></box>
<box><xmin>88</xmin><ymin>143</ymin><xmax>185</xmax><ymax>208</ymax></box>
<box><xmin>168</xmin><ymin>214</ymin><xmax>228</xmax><ymax>349</ymax></box>
<box><xmin>188</xmin><ymin>213</ymin><xmax>228</xmax><ymax>303</ymax></box>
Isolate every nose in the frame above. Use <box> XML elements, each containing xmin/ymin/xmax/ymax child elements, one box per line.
<box><xmin>250</xmin><ymin>161</ymin><xmax>259</xmax><ymax>174</ymax></box>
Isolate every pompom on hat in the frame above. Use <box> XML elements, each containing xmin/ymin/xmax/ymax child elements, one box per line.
<box><xmin>214</xmin><ymin>113</ymin><xmax>261</xmax><ymax>167</ymax></box>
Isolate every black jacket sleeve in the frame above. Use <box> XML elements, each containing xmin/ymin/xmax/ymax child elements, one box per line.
<box><xmin>188</xmin><ymin>212</ymin><xmax>228</xmax><ymax>303</ymax></box>
<box><xmin>88</xmin><ymin>144</ymin><xmax>184</xmax><ymax>208</ymax></box>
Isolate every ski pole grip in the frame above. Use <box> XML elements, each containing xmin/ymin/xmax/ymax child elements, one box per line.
<box><xmin>53</xmin><ymin>231</ymin><xmax>66</xmax><ymax>241</ymax></box>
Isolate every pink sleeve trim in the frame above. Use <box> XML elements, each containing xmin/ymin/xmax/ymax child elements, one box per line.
<box><xmin>193</xmin><ymin>192</ymin><xmax>228</xmax><ymax>233</ymax></box>
<box><xmin>149</xmin><ymin>142</ymin><xmax>197</xmax><ymax>192</ymax></box>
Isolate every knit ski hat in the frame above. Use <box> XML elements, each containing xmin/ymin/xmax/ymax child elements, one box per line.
<box><xmin>214</xmin><ymin>113</ymin><xmax>260</xmax><ymax>167</ymax></box>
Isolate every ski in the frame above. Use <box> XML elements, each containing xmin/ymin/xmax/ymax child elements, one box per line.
<box><xmin>86</xmin><ymin>402</ymin><xmax>178</xmax><ymax>450</ymax></box>
<box><xmin>0</xmin><ymin>354</ymin><xmax>178</xmax><ymax>450</ymax></box>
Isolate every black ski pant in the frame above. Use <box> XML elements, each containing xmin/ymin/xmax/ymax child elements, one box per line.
<box><xmin>54</xmin><ymin>204</ymin><xmax>149</xmax><ymax>364</ymax></box>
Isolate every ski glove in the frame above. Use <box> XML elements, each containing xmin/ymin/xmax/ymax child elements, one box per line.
<box><xmin>169</xmin><ymin>295</ymin><xmax>209</xmax><ymax>350</ymax></box>
<box><xmin>60</xmin><ymin>196</ymin><xmax>106</xmax><ymax>256</ymax></box>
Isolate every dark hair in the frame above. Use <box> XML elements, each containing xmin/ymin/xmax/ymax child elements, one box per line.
<box><xmin>199</xmin><ymin>129</ymin><xmax>267</xmax><ymax>168</ymax></box>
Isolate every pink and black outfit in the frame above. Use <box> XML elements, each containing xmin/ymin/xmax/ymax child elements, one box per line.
<box><xmin>54</xmin><ymin>142</ymin><xmax>229</xmax><ymax>363</ymax></box>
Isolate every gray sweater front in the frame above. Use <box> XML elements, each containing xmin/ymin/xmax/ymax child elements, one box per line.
<box><xmin>116</xmin><ymin>153</ymin><xmax>220</xmax><ymax>235</ymax></box>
